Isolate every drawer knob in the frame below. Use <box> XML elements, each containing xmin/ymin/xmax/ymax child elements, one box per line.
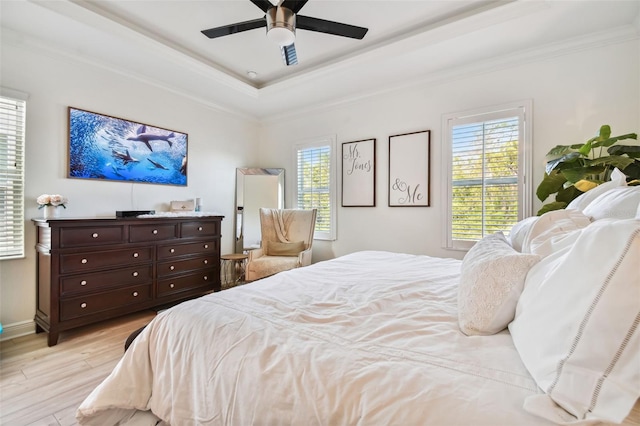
<box><xmin>153</xmin><ymin>229</ymin><xmax>158</xmax><ymax>235</ymax></box>
<box><xmin>170</xmin><ymin>248</ymin><xmax>175</xmax><ymax>253</ymax></box>
<box><xmin>198</xmin><ymin>226</ymin><xmax>203</xmax><ymax>231</ymax></box>
<box><xmin>170</xmin><ymin>283</ymin><xmax>175</xmax><ymax>289</ymax></box>
<box><xmin>170</xmin><ymin>265</ymin><xmax>175</xmax><ymax>271</ymax></box>
<box><xmin>204</xmin><ymin>244</ymin><xmax>209</xmax><ymax>249</ymax></box>
<box><xmin>80</xmin><ymin>280</ymin><xmax>87</xmax><ymax>286</ymax></box>
<box><xmin>80</xmin><ymin>302</ymin><xmax>87</xmax><ymax>308</ymax></box>
<box><xmin>81</xmin><ymin>258</ymin><xmax>88</xmax><ymax>264</ymax></box>
<box><xmin>133</xmin><ymin>291</ymin><xmax>139</xmax><ymax>297</ymax></box>
<box><xmin>203</xmin><ymin>260</ymin><xmax>208</xmax><ymax>264</ymax></box>
<box><xmin>92</xmin><ymin>233</ymin><xmax>98</xmax><ymax>238</ymax></box>
<box><xmin>204</xmin><ymin>275</ymin><xmax>208</xmax><ymax>281</ymax></box>
<box><xmin>132</xmin><ymin>271</ymin><xmax>139</xmax><ymax>277</ymax></box>
<box><xmin>133</xmin><ymin>252</ymin><xmax>139</xmax><ymax>258</ymax></box>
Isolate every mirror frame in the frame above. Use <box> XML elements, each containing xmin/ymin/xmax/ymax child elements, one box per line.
<box><xmin>235</xmin><ymin>168</ymin><xmax>285</xmax><ymax>253</ymax></box>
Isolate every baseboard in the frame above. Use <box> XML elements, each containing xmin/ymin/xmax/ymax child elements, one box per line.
<box><xmin>0</xmin><ymin>320</ymin><xmax>35</xmax><ymax>342</ymax></box>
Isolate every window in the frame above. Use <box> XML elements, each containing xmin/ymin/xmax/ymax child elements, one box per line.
<box><xmin>442</xmin><ymin>100</ymin><xmax>532</xmax><ymax>250</ymax></box>
<box><xmin>0</xmin><ymin>89</ymin><xmax>27</xmax><ymax>260</ymax></box>
<box><xmin>294</xmin><ymin>135</ymin><xmax>337</xmax><ymax>240</ymax></box>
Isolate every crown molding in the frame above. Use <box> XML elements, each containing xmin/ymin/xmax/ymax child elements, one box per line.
<box><xmin>30</xmin><ymin>0</ymin><xmax>260</xmax><ymax>98</ymax></box>
<box><xmin>259</xmin><ymin>0</ymin><xmax>540</xmax><ymax>95</ymax></box>
<box><xmin>1</xmin><ymin>28</ymin><xmax>259</xmax><ymax>123</ymax></box>
<box><xmin>259</xmin><ymin>24</ymin><xmax>639</xmax><ymax>124</ymax></box>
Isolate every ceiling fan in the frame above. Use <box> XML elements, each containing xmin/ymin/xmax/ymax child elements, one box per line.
<box><xmin>201</xmin><ymin>0</ymin><xmax>368</xmax><ymax>66</ymax></box>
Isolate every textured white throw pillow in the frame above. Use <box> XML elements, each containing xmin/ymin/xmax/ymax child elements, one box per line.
<box><xmin>457</xmin><ymin>232</ymin><xmax>540</xmax><ymax>336</ymax></box>
<box><xmin>509</xmin><ymin>218</ymin><xmax>640</xmax><ymax>424</ymax></box>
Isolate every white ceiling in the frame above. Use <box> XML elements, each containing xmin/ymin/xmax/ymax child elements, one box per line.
<box><xmin>1</xmin><ymin>0</ymin><xmax>639</xmax><ymax>120</ymax></box>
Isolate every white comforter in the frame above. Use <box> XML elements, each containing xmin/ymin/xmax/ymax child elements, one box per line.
<box><xmin>77</xmin><ymin>251</ymin><xmax>560</xmax><ymax>425</ymax></box>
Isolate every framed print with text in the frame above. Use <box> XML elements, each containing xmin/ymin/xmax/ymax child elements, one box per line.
<box><xmin>388</xmin><ymin>130</ymin><xmax>430</xmax><ymax>207</ymax></box>
<box><xmin>342</xmin><ymin>138</ymin><xmax>376</xmax><ymax>207</ymax></box>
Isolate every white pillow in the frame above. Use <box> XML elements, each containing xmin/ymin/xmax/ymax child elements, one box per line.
<box><xmin>582</xmin><ymin>186</ymin><xmax>640</xmax><ymax>220</ymax></box>
<box><xmin>509</xmin><ymin>218</ymin><xmax>640</xmax><ymax>424</ymax></box>
<box><xmin>457</xmin><ymin>232</ymin><xmax>540</xmax><ymax>336</ymax></box>
<box><xmin>566</xmin><ymin>168</ymin><xmax>626</xmax><ymax>211</ymax></box>
<box><xmin>521</xmin><ymin>209</ymin><xmax>591</xmax><ymax>256</ymax></box>
<box><xmin>507</xmin><ymin>216</ymin><xmax>539</xmax><ymax>252</ymax></box>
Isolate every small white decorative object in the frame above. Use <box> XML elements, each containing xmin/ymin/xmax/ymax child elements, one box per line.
<box><xmin>37</xmin><ymin>193</ymin><xmax>68</xmax><ymax>219</ymax></box>
<box><xmin>43</xmin><ymin>205</ymin><xmax>61</xmax><ymax>219</ymax></box>
<box><xmin>170</xmin><ymin>200</ymin><xmax>195</xmax><ymax>212</ymax></box>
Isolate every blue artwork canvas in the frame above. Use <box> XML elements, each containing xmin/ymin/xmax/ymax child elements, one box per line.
<box><xmin>68</xmin><ymin>107</ymin><xmax>188</xmax><ymax>186</ymax></box>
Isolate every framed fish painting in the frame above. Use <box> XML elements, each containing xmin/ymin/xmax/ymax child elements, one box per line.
<box><xmin>68</xmin><ymin>107</ymin><xmax>188</xmax><ymax>186</ymax></box>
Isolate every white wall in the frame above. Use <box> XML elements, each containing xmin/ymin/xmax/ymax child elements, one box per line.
<box><xmin>259</xmin><ymin>39</ymin><xmax>640</xmax><ymax>262</ymax></box>
<box><xmin>1</xmin><ymin>36</ymin><xmax>638</xmax><ymax>339</ymax></box>
<box><xmin>0</xmin><ymin>42</ymin><xmax>259</xmax><ymax>337</ymax></box>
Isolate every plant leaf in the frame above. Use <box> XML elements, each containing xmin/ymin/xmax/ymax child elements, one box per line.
<box><xmin>589</xmin><ymin>155</ymin><xmax>635</xmax><ymax>170</ymax></box>
<box><xmin>545</xmin><ymin>152</ymin><xmax>582</xmax><ymax>174</ymax></box>
<box><xmin>536</xmin><ymin>171</ymin><xmax>567</xmax><ymax>201</ymax></box>
<box><xmin>578</xmin><ymin>140</ymin><xmax>592</xmax><ymax>156</ymax></box>
<box><xmin>622</xmin><ymin>162</ymin><xmax>640</xmax><ymax>180</ymax></box>
<box><xmin>546</xmin><ymin>145</ymin><xmax>574</xmax><ymax>158</ymax></box>
<box><xmin>537</xmin><ymin>201</ymin><xmax>568</xmax><ymax>216</ymax></box>
<box><xmin>560</xmin><ymin>165</ymin><xmax>606</xmax><ymax>183</ymax></box>
<box><xmin>556</xmin><ymin>185</ymin><xmax>584</xmax><ymax>203</ymax></box>
<box><xmin>607</xmin><ymin>144</ymin><xmax>640</xmax><ymax>158</ymax></box>
<box><xmin>599</xmin><ymin>125</ymin><xmax>611</xmax><ymax>140</ymax></box>
<box><xmin>592</xmin><ymin>133</ymin><xmax>638</xmax><ymax>148</ymax></box>
<box><xmin>574</xmin><ymin>180</ymin><xmax>598</xmax><ymax>192</ymax></box>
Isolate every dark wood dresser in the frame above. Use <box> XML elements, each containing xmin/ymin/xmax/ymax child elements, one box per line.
<box><xmin>33</xmin><ymin>216</ymin><xmax>223</xmax><ymax>346</ymax></box>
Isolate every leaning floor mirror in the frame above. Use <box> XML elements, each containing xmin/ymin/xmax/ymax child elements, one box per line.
<box><xmin>235</xmin><ymin>168</ymin><xmax>285</xmax><ymax>253</ymax></box>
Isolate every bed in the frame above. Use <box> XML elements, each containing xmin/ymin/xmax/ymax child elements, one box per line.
<box><xmin>77</xmin><ymin>186</ymin><xmax>640</xmax><ymax>426</ymax></box>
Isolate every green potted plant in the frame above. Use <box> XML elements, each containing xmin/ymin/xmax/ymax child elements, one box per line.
<box><xmin>536</xmin><ymin>125</ymin><xmax>639</xmax><ymax>215</ymax></box>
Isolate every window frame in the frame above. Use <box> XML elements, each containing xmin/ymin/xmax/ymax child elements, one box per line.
<box><xmin>0</xmin><ymin>88</ymin><xmax>28</xmax><ymax>260</ymax></box>
<box><xmin>441</xmin><ymin>100</ymin><xmax>533</xmax><ymax>251</ymax></box>
<box><xmin>293</xmin><ymin>135</ymin><xmax>337</xmax><ymax>241</ymax></box>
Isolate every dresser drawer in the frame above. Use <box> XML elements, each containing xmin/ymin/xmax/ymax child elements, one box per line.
<box><xmin>59</xmin><ymin>226</ymin><xmax>125</xmax><ymax>248</ymax></box>
<box><xmin>130</xmin><ymin>223</ymin><xmax>177</xmax><ymax>242</ymax></box>
<box><xmin>180</xmin><ymin>220</ymin><xmax>220</xmax><ymax>238</ymax></box>
<box><xmin>60</xmin><ymin>247</ymin><xmax>153</xmax><ymax>274</ymax></box>
<box><xmin>61</xmin><ymin>265</ymin><xmax>153</xmax><ymax>295</ymax></box>
<box><xmin>60</xmin><ymin>284</ymin><xmax>151</xmax><ymax>321</ymax></box>
<box><xmin>157</xmin><ymin>256</ymin><xmax>216</xmax><ymax>277</ymax></box>
<box><xmin>157</xmin><ymin>270</ymin><xmax>216</xmax><ymax>297</ymax></box>
<box><xmin>157</xmin><ymin>240</ymin><xmax>218</xmax><ymax>259</ymax></box>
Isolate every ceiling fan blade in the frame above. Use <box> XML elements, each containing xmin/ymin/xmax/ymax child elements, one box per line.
<box><xmin>201</xmin><ymin>18</ymin><xmax>266</xmax><ymax>39</ymax></box>
<box><xmin>249</xmin><ymin>0</ymin><xmax>274</xmax><ymax>13</ymax></box>
<box><xmin>281</xmin><ymin>43</ymin><xmax>298</xmax><ymax>66</ymax></box>
<box><xmin>296</xmin><ymin>15</ymin><xmax>368</xmax><ymax>39</ymax></box>
<box><xmin>280</xmin><ymin>0</ymin><xmax>309</xmax><ymax>14</ymax></box>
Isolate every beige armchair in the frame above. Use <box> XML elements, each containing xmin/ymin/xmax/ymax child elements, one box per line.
<box><xmin>245</xmin><ymin>208</ymin><xmax>317</xmax><ymax>282</ymax></box>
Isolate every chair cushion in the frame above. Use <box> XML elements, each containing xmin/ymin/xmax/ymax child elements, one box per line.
<box><xmin>245</xmin><ymin>256</ymin><xmax>299</xmax><ymax>280</ymax></box>
<box><xmin>265</xmin><ymin>240</ymin><xmax>305</xmax><ymax>256</ymax></box>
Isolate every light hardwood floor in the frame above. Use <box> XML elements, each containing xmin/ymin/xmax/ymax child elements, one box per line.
<box><xmin>0</xmin><ymin>310</ymin><xmax>156</xmax><ymax>426</ymax></box>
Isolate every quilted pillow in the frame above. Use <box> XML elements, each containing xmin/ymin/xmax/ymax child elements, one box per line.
<box><xmin>509</xmin><ymin>218</ymin><xmax>640</xmax><ymax>424</ymax></box>
<box><xmin>457</xmin><ymin>232</ymin><xmax>540</xmax><ymax>336</ymax></box>
<box><xmin>265</xmin><ymin>240</ymin><xmax>305</xmax><ymax>256</ymax></box>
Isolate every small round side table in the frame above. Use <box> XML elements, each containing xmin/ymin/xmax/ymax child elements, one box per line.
<box><xmin>220</xmin><ymin>253</ymin><xmax>248</xmax><ymax>289</ymax></box>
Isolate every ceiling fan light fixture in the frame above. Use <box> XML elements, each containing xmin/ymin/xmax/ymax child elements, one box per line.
<box><xmin>266</xmin><ymin>6</ymin><xmax>296</xmax><ymax>46</ymax></box>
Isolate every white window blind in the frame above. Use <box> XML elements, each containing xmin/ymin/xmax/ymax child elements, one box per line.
<box><xmin>443</xmin><ymin>101</ymin><xmax>532</xmax><ymax>250</ymax></box>
<box><xmin>0</xmin><ymin>93</ymin><xmax>26</xmax><ymax>259</ymax></box>
<box><xmin>295</xmin><ymin>136</ymin><xmax>336</xmax><ymax>240</ymax></box>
